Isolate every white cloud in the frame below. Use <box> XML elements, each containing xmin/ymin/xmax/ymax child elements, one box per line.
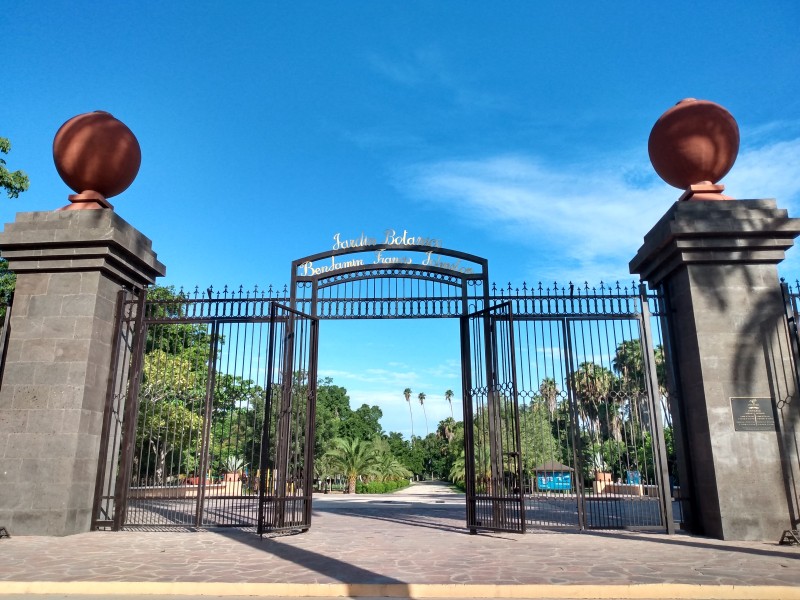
<box><xmin>317</xmin><ymin>367</ymin><xmax>419</xmax><ymax>386</ymax></box>
<box><xmin>402</xmin><ymin>136</ymin><xmax>800</xmax><ymax>282</ymax></box>
<box><xmin>725</xmin><ymin>138</ymin><xmax>800</xmax><ymax>205</ymax></box>
<box><xmin>347</xmin><ymin>386</ymin><xmax>461</xmax><ymax>439</ymax></box>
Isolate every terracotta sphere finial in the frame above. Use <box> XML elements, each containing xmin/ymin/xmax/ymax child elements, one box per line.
<box><xmin>648</xmin><ymin>99</ymin><xmax>740</xmax><ymax>201</ymax></box>
<box><xmin>52</xmin><ymin>111</ymin><xmax>141</xmax><ymax>210</ymax></box>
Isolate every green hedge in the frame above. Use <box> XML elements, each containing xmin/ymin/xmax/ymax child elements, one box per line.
<box><xmin>355</xmin><ymin>479</ymin><xmax>411</xmax><ymax>494</ymax></box>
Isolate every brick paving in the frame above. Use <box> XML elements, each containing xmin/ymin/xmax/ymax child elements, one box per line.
<box><xmin>0</xmin><ymin>481</ymin><xmax>798</xmax><ymax>598</ymax></box>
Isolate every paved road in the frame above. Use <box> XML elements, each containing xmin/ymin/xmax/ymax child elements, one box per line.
<box><xmin>1</xmin><ymin>481</ymin><xmax>798</xmax><ymax>599</ymax></box>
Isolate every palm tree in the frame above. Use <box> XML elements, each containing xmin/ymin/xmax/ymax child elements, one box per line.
<box><xmin>538</xmin><ymin>378</ymin><xmax>559</xmax><ymax>416</ymax></box>
<box><xmin>448</xmin><ymin>443</ymin><xmax>492</xmax><ymax>491</ymax></box>
<box><xmin>449</xmin><ymin>450</ymin><xmax>466</xmax><ymax>484</ymax></box>
<box><xmin>418</xmin><ymin>392</ymin><xmax>428</xmax><ymax>437</ymax></box>
<box><xmin>403</xmin><ymin>388</ymin><xmax>414</xmax><ymax>441</ymax></box>
<box><xmin>568</xmin><ymin>361</ymin><xmax>620</xmax><ymax>443</ymax></box>
<box><xmin>324</xmin><ymin>437</ymin><xmax>378</xmax><ymax>494</ymax></box>
<box><xmin>371</xmin><ymin>437</ymin><xmax>412</xmax><ymax>482</ymax></box>
<box><xmin>437</xmin><ymin>417</ymin><xmax>456</xmax><ymax>443</ymax></box>
<box><xmin>445</xmin><ymin>389</ymin><xmax>454</xmax><ymax>419</ymax></box>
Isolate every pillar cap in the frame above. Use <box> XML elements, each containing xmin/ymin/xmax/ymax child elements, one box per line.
<box><xmin>0</xmin><ymin>209</ymin><xmax>165</xmax><ymax>289</ymax></box>
<box><xmin>630</xmin><ymin>200</ymin><xmax>800</xmax><ymax>286</ymax></box>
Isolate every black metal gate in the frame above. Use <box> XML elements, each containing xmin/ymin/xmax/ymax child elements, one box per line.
<box><xmin>258</xmin><ymin>303</ymin><xmax>319</xmax><ymax>534</ymax></box>
<box><xmin>92</xmin><ymin>287</ymin><xmax>316</xmax><ymax>530</ymax></box>
<box><xmin>462</xmin><ymin>302</ymin><xmax>526</xmax><ymax>533</ymax></box>
<box><xmin>93</xmin><ymin>249</ymin><xmax>676</xmax><ymax>535</ymax></box>
<box><xmin>496</xmin><ymin>283</ymin><xmax>675</xmax><ymax>532</ymax></box>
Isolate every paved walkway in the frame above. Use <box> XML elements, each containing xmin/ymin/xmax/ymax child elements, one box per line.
<box><xmin>1</xmin><ymin>481</ymin><xmax>798</xmax><ymax>599</ymax></box>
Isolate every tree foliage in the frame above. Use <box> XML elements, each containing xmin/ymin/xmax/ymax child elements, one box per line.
<box><xmin>0</xmin><ymin>258</ymin><xmax>15</xmax><ymax>318</ymax></box>
<box><xmin>133</xmin><ymin>286</ymin><xmax>268</xmax><ymax>485</ymax></box>
<box><xmin>323</xmin><ymin>437</ymin><xmax>379</xmax><ymax>494</ymax></box>
<box><xmin>0</xmin><ymin>137</ymin><xmax>29</xmax><ymax>199</ymax></box>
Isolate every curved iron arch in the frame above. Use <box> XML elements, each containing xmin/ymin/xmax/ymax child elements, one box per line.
<box><xmin>290</xmin><ymin>243</ymin><xmax>490</xmax><ymax>319</ymax></box>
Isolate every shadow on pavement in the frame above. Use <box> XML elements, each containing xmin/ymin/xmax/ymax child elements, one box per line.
<box><xmin>585</xmin><ymin>529</ymin><xmax>800</xmax><ymax>561</ymax></box>
<box><xmin>216</xmin><ymin>528</ymin><xmax>410</xmax><ymax>589</ymax></box>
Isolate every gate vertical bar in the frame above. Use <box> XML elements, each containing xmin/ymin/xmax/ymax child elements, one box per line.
<box><xmin>258</xmin><ymin>302</ymin><xmax>279</xmax><ymax>535</ymax></box>
<box><xmin>113</xmin><ymin>289</ymin><xmax>148</xmax><ymax>530</ymax></box>
<box><xmin>563</xmin><ymin>318</ymin><xmax>586</xmax><ymax>530</ymax></box>
<box><xmin>91</xmin><ymin>288</ymin><xmax>129</xmax><ymax>530</ymax></box>
<box><xmin>503</xmin><ymin>305</ymin><xmax>526</xmax><ymax>530</ymax></box>
<box><xmin>639</xmin><ymin>283</ymin><xmax>675</xmax><ymax>534</ymax></box>
<box><xmin>484</xmin><ymin>307</ymin><xmax>505</xmax><ymax>527</ymax></box>
<box><xmin>460</xmin><ymin>309</ymin><xmax>478</xmax><ymax>533</ymax></box>
<box><xmin>658</xmin><ymin>283</ymin><xmax>694</xmax><ymax>532</ymax></box>
<box><xmin>274</xmin><ymin>310</ymin><xmax>296</xmax><ymax>530</ymax></box>
<box><xmin>780</xmin><ymin>280</ymin><xmax>800</xmax><ymax>399</ymax></box>
<box><xmin>302</xmin><ymin>316</ymin><xmax>319</xmax><ymax>527</ymax></box>
<box><xmin>195</xmin><ymin>319</ymin><xmax>221</xmax><ymax>527</ymax></box>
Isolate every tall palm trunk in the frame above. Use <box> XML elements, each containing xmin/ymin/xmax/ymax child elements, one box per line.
<box><xmin>418</xmin><ymin>392</ymin><xmax>428</xmax><ymax>437</ymax></box>
<box><xmin>404</xmin><ymin>388</ymin><xmax>414</xmax><ymax>441</ymax></box>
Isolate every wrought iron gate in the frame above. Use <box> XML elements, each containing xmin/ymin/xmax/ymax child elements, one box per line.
<box><xmin>462</xmin><ymin>302</ymin><xmax>526</xmax><ymax>533</ymax></box>
<box><xmin>93</xmin><ymin>250</ymin><xmax>676</xmax><ymax>535</ymax></box>
<box><xmin>495</xmin><ymin>283</ymin><xmax>675</xmax><ymax>532</ymax></box>
<box><xmin>92</xmin><ymin>287</ymin><xmax>317</xmax><ymax>530</ymax></box>
<box><xmin>258</xmin><ymin>303</ymin><xmax>319</xmax><ymax>534</ymax></box>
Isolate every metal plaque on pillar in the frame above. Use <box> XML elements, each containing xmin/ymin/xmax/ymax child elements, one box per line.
<box><xmin>730</xmin><ymin>397</ymin><xmax>776</xmax><ymax>432</ymax></box>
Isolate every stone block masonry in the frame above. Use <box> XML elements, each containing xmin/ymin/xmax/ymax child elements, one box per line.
<box><xmin>631</xmin><ymin>199</ymin><xmax>800</xmax><ymax>540</ymax></box>
<box><xmin>0</xmin><ymin>209</ymin><xmax>165</xmax><ymax>535</ymax></box>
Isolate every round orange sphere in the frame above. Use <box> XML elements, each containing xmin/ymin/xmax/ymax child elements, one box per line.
<box><xmin>648</xmin><ymin>99</ymin><xmax>739</xmax><ymax>189</ymax></box>
<box><xmin>53</xmin><ymin>111</ymin><xmax>141</xmax><ymax>199</ymax></box>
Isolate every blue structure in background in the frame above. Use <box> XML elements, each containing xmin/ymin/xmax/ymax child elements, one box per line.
<box><xmin>537</xmin><ymin>472</ymin><xmax>572</xmax><ymax>491</ymax></box>
<box><xmin>626</xmin><ymin>470</ymin><xmax>642</xmax><ymax>485</ymax></box>
<box><xmin>534</xmin><ymin>461</ymin><xmax>574</xmax><ymax>492</ymax></box>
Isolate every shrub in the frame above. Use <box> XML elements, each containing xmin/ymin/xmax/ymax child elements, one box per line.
<box><xmin>355</xmin><ymin>479</ymin><xmax>411</xmax><ymax>494</ymax></box>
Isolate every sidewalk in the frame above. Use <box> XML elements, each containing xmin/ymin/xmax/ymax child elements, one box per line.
<box><xmin>1</xmin><ymin>481</ymin><xmax>798</xmax><ymax>599</ymax></box>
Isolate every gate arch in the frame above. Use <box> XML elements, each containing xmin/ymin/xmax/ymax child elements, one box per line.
<box><xmin>289</xmin><ymin>241</ymin><xmax>490</xmax><ymax>319</ymax></box>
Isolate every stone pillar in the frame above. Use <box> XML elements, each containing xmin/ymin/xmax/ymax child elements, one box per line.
<box><xmin>0</xmin><ymin>209</ymin><xmax>165</xmax><ymax>536</ymax></box>
<box><xmin>630</xmin><ymin>199</ymin><xmax>800</xmax><ymax>540</ymax></box>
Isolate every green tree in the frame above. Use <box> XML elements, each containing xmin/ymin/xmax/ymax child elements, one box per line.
<box><xmin>324</xmin><ymin>437</ymin><xmax>379</xmax><ymax>494</ymax></box>
<box><xmin>145</xmin><ymin>286</ymin><xmax>213</xmax><ymax>363</ymax></box>
<box><xmin>372</xmin><ymin>437</ymin><xmax>412</xmax><ymax>482</ymax></box>
<box><xmin>613</xmin><ymin>339</ymin><xmax>666</xmax><ymax>393</ymax></box>
<box><xmin>0</xmin><ymin>137</ymin><xmax>27</xmax><ymax>315</ymax></box>
<box><xmin>136</xmin><ymin>350</ymin><xmax>206</xmax><ymax>484</ymax></box>
<box><xmin>0</xmin><ymin>137</ymin><xmax>29</xmax><ymax>199</ymax></box>
<box><xmin>448</xmin><ymin>450</ymin><xmax>466</xmax><ymax>484</ymax></box>
<box><xmin>315</xmin><ymin>378</ymin><xmax>350</xmax><ymax>456</ymax></box>
<box><xmin>519</xmin><ymin>398</ymin><xmax>560</xmax><ymax>475</ymax></box>
<box><xmin>448</xmin><ymin>435</ymin><xmax>491</xmax><ymax>490</ymax></box>
<box><xmin>538</xmin><ymin>377</ymin><xmax>559</xmax><ymax>416</ymax></box>
<box><xmin>0</xmin><ymin>258</ymin><xmax>15</xmax><ymax>318</ymax></box>
<box><xmin>314</xmin><ymin>452</ymin><xmax>334</xmax><ymax>491</ymax></box>
<box><xmin>568</xmin><ymin>361</ymin><xmax>616</xmax><ymax>441</ymax></box>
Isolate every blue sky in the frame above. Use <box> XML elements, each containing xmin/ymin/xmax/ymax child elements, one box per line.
<box><xmin>4</xmin><ymin>2</ymin><xmax>800</xmax><ymax>438</ymax></box>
